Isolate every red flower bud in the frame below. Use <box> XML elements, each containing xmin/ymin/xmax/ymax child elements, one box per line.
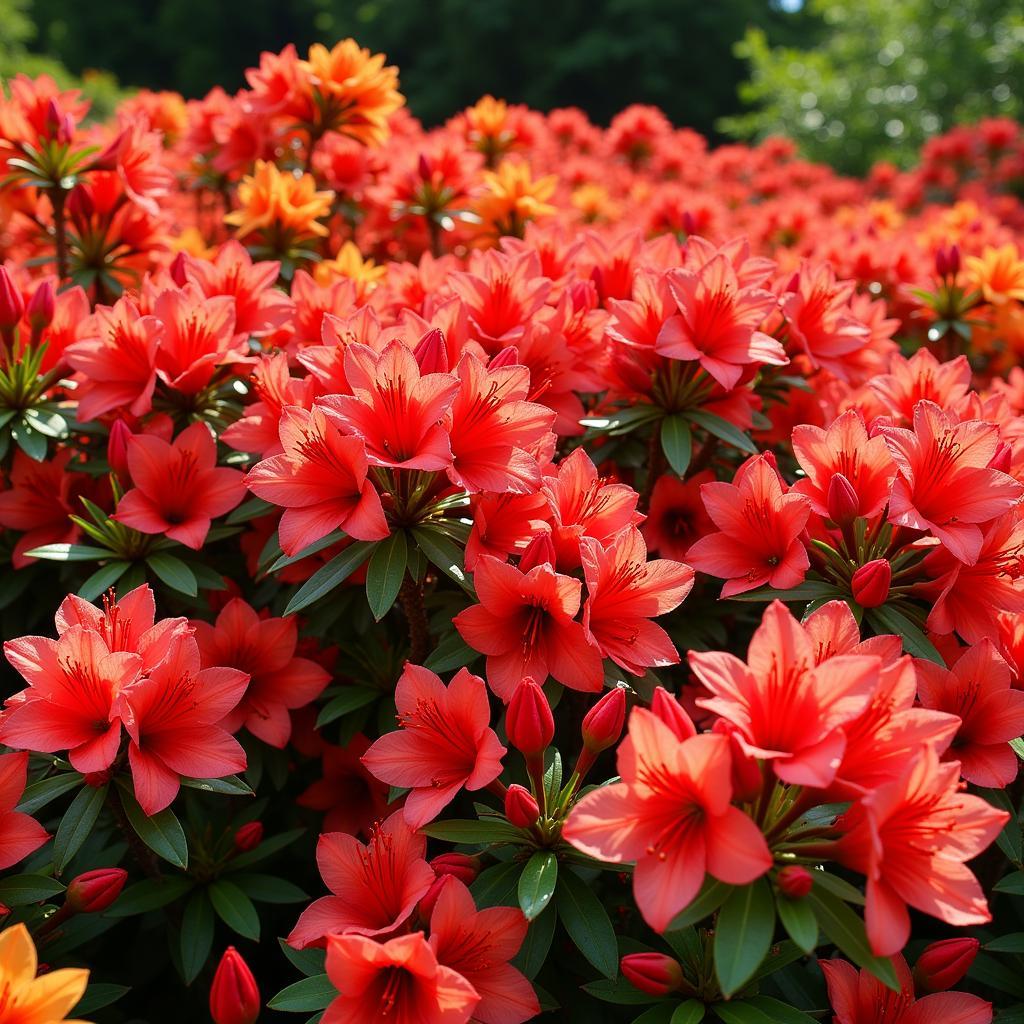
<box><xmin>210</xmin><ymin>946</ymin><xmax>260</xmax><ymax>1024</ymax></box>
<box><xmin>0</xmin><ymin>267</ymin><xmax>25</xmax><ymax>331</ymax></box>
<box><xmin>0</xmin><ymin>904</ymin><xmax>10</xmax><ymax>918</ymax></box>
<box><xmin>913</xmin><ymin>937</ymin><xmax>979</xmax><ymax>994</ymax></box>
<box><xmin>947</xmin><ymin>243</ymin><xmax>961</xmax><ymax>278</ymax></box>
<box><xmin>82</xmin><ymin>769</ymin><xmax>113</xmax><ymax>787</ymax></box>
<box><xmin>45</xmin><ymin>98</ymin><xmax>63</xmax><ymax>138</ymax></box>
<box><xmin>650</xmin><ymin>686</ymin><xmax>696</xmax><ymax>741</ymax></box>
<box><xmin>65</xmin><ymin>868</ymin><xmax>128</xmax><ymax>913</ymax></box>
<box><xmin>851</xmin><ymin>558</ymin><xmax>891</xmax><ymax>608</ymax></box>
<box><xmin>826</xmin><ymin>473</ymin><xmax>860</xmax><ymax>526</ymax></box>
<box><xmin>413</xmin><ymin>327</ymin><xmax>448</xmax><ymax>374</ymax></box>
<box><xmin>518</xmin><ymin>532</ymin><xmax>555</xmax><ymax>572</ymax></box>
<box><xmin>934</xmin><ymin>246</ymin><xmax>949</xmax><ymax>279</ymax></box>
<box><xmin>107</xmin><ymin>419</ymin><xmax>133</xmax><ymax>481</ymax></box>
<box><xmin>582</xmin><ymin>687</ymin><xmax>626</xmax><ymax>754</ymax></box>
<box><xmin>506</xmin><ymin>678</ymin><xmax>554</xmax><ymax>756</ymax></box>
<box><xmin>418</xmin><ymin>153</ymin><xmax>433</xmax><ymax>181</ymax></box>
<box><xmin>488</xmin><ymin>345</ymin><xmax>519</xmax><ymax>369</ymax></box>
<box><xmin>169</xmin><ymin>251</ymin><xmax>190</xmax><ymax>288</ymax></box>
<box><xmin>776</xmin><ymin>865</ymin><xmax>813</xmax><ymax>900</ymax></box>
<box><xmin>429</xmin><ymin>852</ymin><xmax>481</xmax><ymax>884</ymax></box>
<box><xmin>988</xmin><ymin>441</ymin><xmax>1013</xmax><ymax>474</ymax></box>
<box><xmin>504</xmin><ymin>784</ymin><xmax>540</xmax><ymax>828</ymax></box>
<box><xmin>26</xmin><ymin>281</ymin><xmax>55</xmax><ymax>331</ymax></box>
<box><xmin>620</xmin><ymin>953</ymin><xmax>683</xmax><ymax>997</ymax></box>
<box><xmin>233</xmin><ymin>822</ymin><xmax>264</xmax><ymax>853</ymax></box>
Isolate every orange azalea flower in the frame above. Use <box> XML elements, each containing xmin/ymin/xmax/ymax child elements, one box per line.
<box><xmin>300</xmin><ymin>39</ymin><xmax>404</xmax><ymax>148</ymax></box>
<box><xmin>313</xmin><ymin>240</ymin><xmax>387</xmax><ymax>292</ymax></box>
<box><xmin>965</xmin><ymin>243</ymin><xmax>1024</xmax><ymax>304</ymax></box>
<box><xmin>225</xmin><ymin>160</ymin><xmax>334</xmax><ymax>243</ymax></box>
<box><xmin>0</xmin><ymin>923</ymin><xmax>89</xmax><ymax>1024</ymax></box>
<box><xmin>473</xmin><ymin>160</ymin><xmax>557</xmax><ymax>240</ymax></box>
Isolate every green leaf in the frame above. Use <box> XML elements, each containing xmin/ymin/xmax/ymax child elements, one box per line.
<box><xmin>712</xmin><ymin>1003</ymin><xmax>777</xmax><ymax>1024</ymax></box>
<box><xmin>671</xmin><ymin>1002</ymin><xmax>706</xmax><ymax>1024</ymax></box>
<box><xmin>284</xmin><ymin>541</ymin><xmax>375</xmax><ymax>614</ymax></box>
<box><xmin>146</xmin><ymin>552</ymin><xmax>198</xmax><ymax>596</ymax></box>
<box><xmin>234</xmin><ymin>873</ymin><xmax>307</xmax><ymax>903</ymax></box>
<box><xmin>470</xmin><ymin>861</ymin><xmax>522</xmax><ymax>909</ymax></box>
<box><xmin>209</xmin><ymin>879</ymin><xmax>261</xmax><ymax>940</ymax></box>
<box><xmin>180</xmin><ymin>774</ymin><xmax>254</xmax><ymax>796</ymax></box>
<box><xmin>421</xmin><ymin>819</ymin><xmax>525</xmax><ymax>845</ymax></box>
<box><xmin>807</xmin><ymin>887</ymin><xmax>898</xmax><ymax>990</ymax></box>
<box><xmin>581</xmin><ymin>977</ymin><xmax>660</xmax><ymax>1005</ymax></box>
<box><xmin>23</xmin><ymin>543</ymin><xmax>112</xmax><ymax>562</ymax></box>
<box><xmin>866</xmin><ymin>605</ymin><xmax>945</xmax><ymax>664</ymax></box>
<box><xmin>226</xmin><ymin>496</ymin><xmax>275</xmax><ymax>524</ymax></box>
<box><xmin>661</xmin><ymin>415</ymin><xmax>693</xmax><ymax>476</ymax></box>
<box><xmin>668</xmin><ymin>878</ymin><xmax>733</xmax><ymax>929</ymax></box>
<box><xmin>994</xmin><ymin>871</ymin><xmax>1024</xmax><ymax>895</ymax></box>
<box><xmin>72</xmin><ymin>983</ymin><xmax>131</xmax><ymax>1015</ymax></box>
<box><xmin>980</xmin><ymin>787</ymin><xmax>1023</xmax><ymax>866</ymax></box>
<box><xmin>267</xmin><ymin>530</ymin><xmax>344</xmax><ymax>571</ymax></box>
<box><xmin>744</xmin><ymin>997</ymin><xmax>818</xmax><ymax>1024</ymax></box>
<box><xmin>180</xmin><ymin>890</ymin><xmax>215</xmax><ymax>985</ymax></box>
<box><xmin>315</xmin><ymin>686</ymin><xmax>380</xmax><ymax>728</ymax></box>
<box><xmin>807</xmin><ymin>868</ymin><xmax>864</xmax><ymax>906</ymax></box>
<box><xmin>17</xmin><ymin>772</ymin><xmax>83</xmax><ymax>814</ymax></box>
<box><xmin>365</xmin><ymin>531</ymin><xmax>408</xmax><ymax>620</ymax></box>
<box><xmin>411</xmin><ymin>526</ymin><xmax>475</xmax><ymax>594</ymax></box>
<box><xmin>53</xmin><ymin>783</ymin><xmax>108</xmax><ymax>873</ymax></box>
<box><xmin>278</xmin><ymin>937</ymin><xmax>327</xmax><ymax>977</ymax></box>
<box><xmin>78</xmin><ymin>561</ymin><xmax>131</xmax><ymax>602</ymax></box>
<box><xmin>11</xmin><ymin>418</ymin><xmax>49</xmax><ymax>460</ymax></box>
<box><xmin>556</xmin><ymin>868</ymin><xmax>619</xmax><ymax>979</ymax></box>
<box><xmin>118</xmin><ymin>786</ymin><xmax>188</xmax><ymax>869</ymax></box>
<box><xmin>512</xmin><ymin>902</ymin><xmax>556</xmax><ymax>978</ymax></box>
<box><xmin>106</xmin><ymin>876</ymin><xmax>195</xmax><ymax>916</ymax></box>
<box><xmin>727</xmin><ymin>580</ymin><xmax>843</xmax><ymax>603</ymax></box>
<box><xmin>518</xmin><ymin>850</ymin><xmax>558</xmax><ymax>920</ymax></box>
<box><xmin>714</xmin><ymin>878</ymin><xmax>776</xmax><ymax>997</ymax></box>
<box><xmin>630</xmin><ymin>1007</ymin><xmax>675</xmax><ymax>1024</ymax></box>
<box><xmin>225</xmin><ymin>828</ymin><xmax>304</xmax><ymax>871</ymax></box>
<box><xmin>422</xmin><ymin>630</ymin><xmax>478</xmax><ymax>673</ymax></box>
<box><xmin>685</xmin><ymin>408</ymin><xmax>758</xmax><ymax>454</ymax></box>
<box><xmin>986</xmin><ymin>934</ymin><xmax>1024</xmax><ymax>953</ymax></box>
<box><xmin>268</xmin><ymin>974</ymin><xmax>338</xmax><ymax>1012</ymax></box>
<box><xmin>0</xmin><ymin>874</ymin><xmax>65</xmax><ymax>905</ymax></box>
<box><xmin>776</xmin><ymin>895</ymin><xmax>817</xmax><ymax>954</ymax></box>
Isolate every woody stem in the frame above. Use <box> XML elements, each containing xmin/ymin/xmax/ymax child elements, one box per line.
<box><xmin>49</xmin><ymin>186</ymin><xmax>68</xmax><ymax>284</ymax></box>
<box><xmin>640</xmin><ymin>424</ymin><xmax>666</xmax><ymax>513</ymax></box>
<box><xmin>399</xmin><ymin>575</ymin><xmax>431</xmax><ymax>663</ymax></box>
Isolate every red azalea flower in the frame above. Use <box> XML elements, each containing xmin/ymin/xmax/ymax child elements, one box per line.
<box><xmin>580</xmin><ymin>527</ymin><xmax>694</xmax><ymax>675</ymax></box>
<box><xmin>869</xmin><ymin>348</ymin><xmax>972</xmax><ymax>423</ymax></box>
<box><xmin>114</xmin><ymin>421</ymin><xmax>247</xmax><ymax>549</ymax></box>
<box><xmin>465</xmin><ymin>492</ymin><xmax>552</xmax><ymax>570</ymax></box>
<box><xmin>153</xmin><ymin>287</ymin><xmax>243</xmax><ymax>394</ymax></box>
<box><xmin>429</xmin><ymin>877</ymin><xmax>539</xmax><ymax>1024</ymax></box>
<box><xmin>641</xmin><ymin>470</ymin><xmax>714</xmax><ymax>562</ymax></box>
<box><xmin>361</xmin><ymin>664</ymin><xmax>506</xmax><ymax>828</ymax></box>
<box><xmin>453</xmin><ymin>554</ymin><xmax>603</xmax><ymax>700</ymax></box>
<box><xmin>564</xmin><ymin>709</ymin><xmax>771</xmax><ymax>932</ymax></box>
<box><xmin>192</xmin><ymin>598</ymin><xmax>330</xmax><ymax>748</ymax></box>
<box><xmin>323</xmin><ymin>931</ymin><xmax>479</xmax><ymax>1024</ymax></box>
<box><xmin>119</xmin><ymin>633</ymin><xmax>248</xmax><ymax>814</ymax></box>
<box><xmin>0</xmin><ymin>751</ymin><xmax>49</xmax><ymax>871</ymax></box>
<box><xmin>298</xmin><ymin>736</ymin><xmax>391</xmax><ymax>837</ymax></box>
<box><xmin>287</xmin><ymin>810</ymin><xmax>435</xmax><ymax>949</ymax></box>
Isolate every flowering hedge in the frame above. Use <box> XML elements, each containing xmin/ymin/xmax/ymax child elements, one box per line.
<box><xmin>1</xmin><ymin>36</ymin><xmax>1024</xmax><ymax>1024</ymax></box>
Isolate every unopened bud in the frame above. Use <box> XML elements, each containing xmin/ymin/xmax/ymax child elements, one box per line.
<box><xmin>518</xmin><ymin>532</ymin><xmax>555</xmax><ymax>572</ymax></box>
<box><xmin>947</xmin><ymin>244</ymin><xmax>961</xmax><ymax>278</ymax></box>
<box><xmin>488</xmin><ymin>345</ymin><xmax>519</xmax><ymax>369</ymax></box>
<box><xmin>0</xmin><ymin>267</ymin><xmax>25</xmax><ymax>331</ymax></box>
<box><xmin>429</xmin><ymin>852</ymin><xmax>480</xmax><ymax>884</ymax></box>
<box><xmin>504</xmin><ymin>784</ymin><xmax>540</xmax><ymax>829</ymax></box>
<box><xmin>169</xmin><ymin>251</ymin><xmax>190</xmax><ymax>288</ymax></box>
<box><xmin>913</xmin><ymin>937</ymin><xmax>978</xmax><ymax>994</ymax></box>
<box><xmin>582</xmin><ymin>688</ymin><xmax>626</xmax><ymax>754</ymax></box>
<box><xmin>505</xmin><ymin>678</ymin><xmax>554</xmax><ymax>754</ymax></box>
<box><xmin>27</xmin><ymin>281</ymin><xmax>55</xmax><ymax>331</ymax></box>
<box><xmin>418</xmin><ymin>873</ymin><xmax>451</xmax><ymax>922</ymax></box>
<box><xmin>418</xmin><ymin>153</ymin><xmax>433</xmax><ymax>181</ymax></box>
<box><xmin>233</xmin><ymin>821</ymin><xmax>263</xmax><ymax>853</ymax></box>
<box><xmin>826</xmin><ymin>473</ymin><xmax>860</xmax><ymax>526</ymax></box>
<box><xmin>851</xmin><ymin>559</ymin><xmax>891</xmax><ymax>609</ymax></box>
<box><xmin>65</xmin><ymin>868</ymin><xmax>128</xmax><ymax>913</ymax></box>
<box><xmin>107</xmin><ymin>419</ymin><xmax>133</xmax><ymax>481</ymax></box>
<box><xmin>776</xmin><ymin>865</ymin><xmax>813</xmax><ymax>900</ymax></box>
<box><xmin>650</xmin><ymin>687</ymin><xmax>696</xmax><ymax>741</ymax></box>
<box><xmin>988</xmin><ymin>441</ymin><xmax>1013</xmax><ymax>474</ymax></box>
<box><xmin>210</xmin><ymin>946</ymin><xmax>260</xmax><ymax>1024</ymax></box>
<box><xmin>620</xmin><ymin>953</ymin><xmax>683</xmax><ymax>997</ymax></box>
<box><xmin>413</xmin><ymin>327</ymin><xmax>448</xmax><ymax>374</ymax></box>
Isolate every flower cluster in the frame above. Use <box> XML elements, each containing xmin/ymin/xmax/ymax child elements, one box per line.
<box><xmin>0</xmin><ymin>37</ymin><xmax>1023</xmax><ymax>1024</ymax></box>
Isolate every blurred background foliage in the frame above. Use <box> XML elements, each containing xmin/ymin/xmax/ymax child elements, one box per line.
<box><xmin>2</xmin><ymin>0</ymin><xmax>1022</xmax><ymax>173</ymax></box>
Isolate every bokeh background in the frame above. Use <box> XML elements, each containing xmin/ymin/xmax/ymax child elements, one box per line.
<box><xmin>2</xmin><ymin>0</ymin><xmax>1023</xmax><ymax>173</ymax></box>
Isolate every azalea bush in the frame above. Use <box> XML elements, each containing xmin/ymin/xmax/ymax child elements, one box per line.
<box><xmin>1</xmin><ymin>38</ymin><xmax>1024</xmax><ymax>1024</ymax></box>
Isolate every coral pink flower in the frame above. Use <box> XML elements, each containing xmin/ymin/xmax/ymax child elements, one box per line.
<box><xmin>323</xmin><ymin>931</ymin><xmax>480</xmax><ymax>1024</ymax></box>
<box><xmin>655</xmin><ymin>255</ymin><xmax>787</xmax><ymax>389</ymax></box>
<box><xmin>1</xmin><ymin>625</ymin><xmax>141</xmax><ymax>773</ymax></box>
<box><xmin>453</xmin><ymin>555</ymin><xmax>603</xmax><ymax>700</ymax></box>
<box><xmin>641</xmin><ymin>471</ymin><xmax>714</xmax><ymax>562</ymax></box>
<box><xmin>916</xmin><ymin>639</ymin><xmax>1024</xmax><ymax>787</ymax></box>
<box><xmin>429</xmin><ymin>877</ymin><xmax>539</xmax><ymax>1024</ymax></box>
<box><xmin>879</xmin><ymin>401</ymin><xmax>1023</xmax><ymax>565</ymax></box>
<box><xmin>288</xmin><ymin>811</ymin><xmax>435</xmax><ymax>949</ymax></box>
<box><xmin>820</xmin><ymin>955</ymin><xmax>992</xmax><ymax>1024</ymax></box>
<box><xmin>0</xmin><ymin>752</ymin><xmax>49</xmax><ymax>870</ymax></box>
<box><xmin>689</xmin><ymin>601</ymin><xmax>880</xmax><ymax>787</ymax></box>
<box><xmin>246</xmin><ymin>405</ymin><xmax>389</xmax><ymax>557</ymax></box>
<box><xmin>791</xmin><ymin>410</ymin><xmax>896</xmax><ymax>520</ymax></box>
<box><xmin>114</xmin><ymin>421</ymin><xmax>247</xmax><ymax>549</ymax></box>
<box><xmin>465</xmin><ymin>492</ymin><xmax>551</xmax><ymax>571</ymax></box>
<box><xmin>298</xmin><ymin>736</ymin><xmax>391</xmax><ymax>837</ymax></box>
<box><xmin>361</xmin><ymin>665</ymin><xmax>506</xmax><ymax>828</ymax></box>
<box><xmin>870</xmin><ymin>349</ymin><xmax>972</xmax><ymax>423</ymax></box>
<box><xmin>835</xmin><ymin>744</ymin><xmax>1007</xmax><ymax>957</ymax></box>
<box><xmin>191</xmin><ymin>598</ymin><xmax>330</xmax><ymax>748</ymax></box>
<box><xmin>564</xmin><ymin>709</ymin><xmax>771</xmax><ymax>932</ymax></box>
<box><xmin>64</xmin><ymin>296</ymin><xmax>162</xmax><ymax>421</ymax></box>
<box><xmin>686</xmin><ymin>455</ymin><xmax>811</xmax><ymax>597</ymax></box>
<box><xmin>153</xmin><ymin>287</ymin><xmax>243</xmax><ymax>394</ymax></box>
<box><xmin>319</xmin><ymin>340</ymin><xmax>460</xmax><ymax>471</ymax></box>
<box><xmin>118</xmin><ymin>633</ymin><xmax>248</xmax><ymax>814</ymax></box>
<box><xmin>580</xmin><ymin>527</ymin><xmax>694</xmax><ymax>675</ymax></box>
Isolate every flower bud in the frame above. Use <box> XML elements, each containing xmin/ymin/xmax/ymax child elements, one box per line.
<box><xmin>210</xmin><ymin>946</ymin><xmax>260</xmax><ymax>1024</ymax></box>
<box><xmin>947</xmin><ymin>244</ymin><xmax>961</xmax><ymax>278</ymax></box>
<box><xmin>504</xmin><ymin>784</ymin><xmax>540</xmax><ymax>828</ymax></box>
<box><xmin>582</xmin><ymin>687</ymin><xmax>626</xmax><ymax>754</ymax></box>
<box><xmin>826</xmin><ymin>473</ymin><xmax>860</xmax><ymax>526</ymax></box>
<box><xmin>233</xmin><ymin>821</ymin><xmax>264</xmax><ymax>853</ymax></box>
<box><xmin>0</xmin><ymin>267</ymin><xmax>25</xmax><ymax>331</ymax></box>
<box><xmin>413</xmin><ymin>327</ymin><xmax>448</xmax><ymax>374</ymax></box>
<box><xmin>418</xmin><ymin>153</ymin><xmax>433</xmax><ymax>181</ymax></box>
<box><xmin>65</xmin><ymin>868</ymin><xmax>128</xmax><ymax>913</ymax></box>
<box><xmin>934</xmin><ymin>246</ymin><xmax>949</xmax><ymax>279</ymax></box>
<box><xmin>650</xmin><ymin>686</ymin><xmax>696</xmax><ymax>741</ymax></box>
<box><xmin>45</xmin><ymin>98</ymin><xmax>63</xmax><ymax>139</ymax></box>
<box><xmin>851</xmin><ymin>558</ymin><xmax>891</xmax><ymax>609</ymax></box>
<box><xmin>429</xmin><ymin>852</ymin><xmax>480</xmax><ymax>885</ymax></box>
<box><xmin>169</xmin><ymin>251</ymin><xmax>190</xmax><ymax>288</ymax></box>
<box><xmin>107</xmin><ymin>419</ymin><xmax>133</xmax><ymax>481</ymax></box>
<box><xmin>506</xmin><ymin>679</ymin><xmax>554</xmax><ymax>756</ymax></box>
<box><xmin>518</xmin><ymin>532</ymin><xmax>555</xmax><ymax>572</ymax></box>
<box><xmin>418</xmin><ymin>873</ymin><xmax>451</xmax><ymax>921</ymax></box>
<box><xmin>620</xmin><ymin>953</ymin><xmax>683</xmax><ymax>997</ymax></box>
<box><xmin>776</xmin><ymin>865</ymin><xmax>813</xmax><ymax>900</ymax></box>
<box><xmin>913</xmin><ymin>937</ymin><xmax>979</xmax><ymax>994</ymax></box>
<box><xmin>488</xmin><ymin>345</ymin><xmax>519</xmax><ymax>369</ymax></box>
<box><xmin>26</xmin><ymin>281</ymin><xmax>55</xmax><ymax>331</ymax></box>
<box><xmin>988</xmin><ymin>441</ymin><xmax>1013</xmax><ymax>474</ymax></box>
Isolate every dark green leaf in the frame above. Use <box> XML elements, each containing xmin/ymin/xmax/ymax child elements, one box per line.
<box><xmin>366</xmin><ymin>531</ymin><xmax>408</xmax><ymax>620</ymax></box>
<box><xmin>106</xmin><ymin>876</ymin><xmax>195</xmax><ymax>916</ymax></box>
<box><xmin>714</xmin><ymin>878</ymin><xmax>776</xmax><ymax>997</ymax></box>
<box><xmin>986</xmin><ymin>934</ymin><xmax>1024</xmax><ymax>953</ymax></box>
<box><xmin>180</xmin><ymin>890</ymin><xmax>215</xmax><ymax>985</ymax></box>
<box><xmin>470</xmin><ymin>861</ymin><xmax>522</xmax><ymax>909</ymax></box>
<box><xmin>71</xmin><ymin>984</ymin><xmax>131</xmax><ymax>1015</ymax></box>
<box><xmin>17</xmin><ymin>772</ymin><xmax>83</xmax><ymax>814</ymax></box>
<box><xmin>556</xmin><ymin>868</ymin><xmax>619</xmax><ymax>979</ymax></box>
<box><xmin>227</xmin><ymin>496</ymin><xmax>275</xmax><ymax>524</ymax></box>
<box><xmin>685</xmin><ymin>408</ymin><xmax>757</xmax><ymax>454</ymax></box>
<box><xmin>581</xmin><ymin>977</ymin><xmax>660</xmax><ymax>1005</ymax></box>
<box><xmin>980</xmin><ymin>787</ymin><xmax>1023</xmax><ymax>866</ymax></box>
<box><xmin>411</xmin><ymin>526</ymin><xmax>474</xmax><ymax>594</ymax></box>
<box><xmin>23</xmin><ymin>543</ymin><xmax>112</xmax><ymax>562</ymax></box>
<box><xmin>209</xmin><ymin>879</ymin><xmax>261</xmax><ymax>939</ymax></box>
<box><xmin>776</xmin><ymin>895</ymin><xmax>817</xmax><ymax>954</ymax></box>
<box><xmin>225</xmin><ymin>828</ymin><xmax>305</xmax><ymax>871</ymax></box>
<box><xmin>661</xmin><ymin>415</ymin><xmax>693</xmax><ymax>476</ymax></box>
<box><xmin>315</xmin><ymin>687</ymin><xmax>380</xmax><ymax>728</ymax></box>
<box><xmin>78</xmin><ymin>561</ymin><xmax>131</xmax><ymax>602</ymax></box>
<box><xmin>146</xmin><ymin>552</ymin><xmax>198</xmax><ymax>596</ymax></box>
<box><xmin>268</xmin><ymin>974</ymin><xmax>338</xmax><ymax>1012</ymax></box>
<box><xmin>0</xmin><ymin>874</ymin><xmax>65</xmax><ymax>905</ymax></box>
<box><xmin>54</xmin><ymin>783</ymin><xmax>107</xmax><ymax>873</ymax></box>
<box><xmin>268</xmin><ymin>530</ymin><xmax>345</xmax><ymax>571</ymax></box>
<box><xmin>712</xmin><ymin>1003</ymin><xmax>776</xmax><ymax>1024</ymax></box>
<box><xmin>180</xmin><ymin>774</ymin><xmax>255</xmax><ymax>796</ymax></box>
<box><xmin>995</xmin><ymin>872</ymin><xmax>1024</xmax><ymax>895</ymax></box>
<box><xmin>11</xmin><ymin>418</ymin><xmax>49</xmax><ymax>460</ymax></box>
<box><xmin>671</xmin><ymin>1002</ymin><xmax>706</xmax><ymax>1024</ymax></box>
<box><xmin>668</xmin><ymin>878</ymin><xmax>733</xmax><ymax>929</ymax></box>
<box><xmin>235</xmin><ymin>873</ymin><xmax>307</xmax><ymax>903</ymax></box>
<box><xmin>118</xmin><ymin>786</ymin><xmax>188</xmax><ymax>869</ymax></box>
<box><xmin>518</xmin><ymin>851</ymin><xmax>558</xmax><ymax>920</ymax></box>
<box><xmin>284</xmin><ymin>541</ymin><xmax>375</xmax><ymax>614</ymax></box>
<box><xmin>866</xmin><ymin>605</ymin><xmax>945</xmax><ymax>665</ymax></box>
<box><xmin>422</xmin><ymin>819</ymin><xmax>525</xmax><ymax>845</ymax></box>
<box><xmin>807</xmin><ymin>887</ymin><xmax>898</xmax><ymax>990</ymax></box>
<box><xmin>278</xmin><ymin>938</ymin><xmax>327</xmax><ymax>978</ymax></box>
<box><xmin>727</xmin><ymin>581</ymin><xmax>843</xmax><ymax>603</ymax></box>
<box><xmin>512</xmin><ymin>903</ymin><xmax>556</xmax><ymax>978</ymax></box>
<box><xmin>422</xmin><ymin>631</ymin><xmax>478</xmax><ymax>673</ymax></box>
<box><xmin>744</xmin><ymin>997</ymin><xmax>818</xmax><ymax>1024</ymax></box>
